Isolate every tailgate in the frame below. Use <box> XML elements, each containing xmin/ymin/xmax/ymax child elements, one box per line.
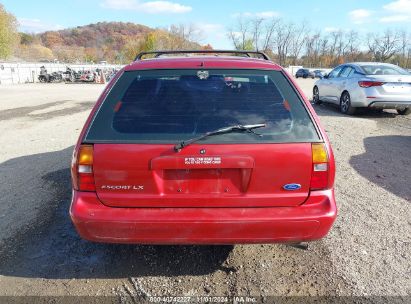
<box><xmin>93</xmin><ymin>143</ymin><xmax>313</xmax><ymax>208</ymax></box>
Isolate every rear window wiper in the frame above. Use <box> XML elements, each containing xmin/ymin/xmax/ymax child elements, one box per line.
<box><xmin>174</xmin><ymin>123</ymin><xmax>266</xmax><ymax>152</ymax></box>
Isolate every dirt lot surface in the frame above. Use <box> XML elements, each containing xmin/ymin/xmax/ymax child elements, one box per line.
<box><xmin>0</xmin><ymin>80</ymin><xmax>410</xmax><ymax>302</ymax></box>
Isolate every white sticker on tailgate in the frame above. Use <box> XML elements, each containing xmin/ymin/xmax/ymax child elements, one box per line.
<box><xmin>185</xmin><ymin>157</ymin><xmax>222</xmax><ymax>165</ymax></box>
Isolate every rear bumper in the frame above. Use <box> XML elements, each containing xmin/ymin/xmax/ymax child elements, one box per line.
<box><xmin>70</xmin><ymin>190</ymin><xmax>337</xmax><ymax>244</ymax></box>
<box><xmin>351</xmin><ymin>88</ymin><xmax>411</xmax><ymax>108</ymax></box>
<box><xmin>368</xmin><ymin>100</ymin><xmax>411</xmax><ymax>109</ymax></box>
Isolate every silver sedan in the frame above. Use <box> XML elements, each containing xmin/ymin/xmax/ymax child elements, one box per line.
<box><xmin>312</xmin><ymin>62</ymin><xmax>411</xmax><ymax>115</ymax></box>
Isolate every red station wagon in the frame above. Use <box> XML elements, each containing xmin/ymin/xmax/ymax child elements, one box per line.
<box><xmin>70</xmin><ymin>50</ymin><xmax>337</xmax><ymax>245</ymax></box>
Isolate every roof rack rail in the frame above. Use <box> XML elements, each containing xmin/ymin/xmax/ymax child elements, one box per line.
<box><xmin>134</xmin><ymin>50</ymin><xmax>270</xmax><ymax>61</ymax></box>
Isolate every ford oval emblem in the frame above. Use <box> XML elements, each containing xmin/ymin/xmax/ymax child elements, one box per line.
<box><xmin>283</xmin><ymin>183</ymin><xmax>301</xmax><ymax>191</ymax></box>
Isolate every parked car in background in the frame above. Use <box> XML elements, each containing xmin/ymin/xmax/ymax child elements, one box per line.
<box><xmin>313</xmin><ymin>62</ymin><xmax>411</xmax><ymax>115</ymax></box>
<box><xmin>313</xmin><ymin>70</ymin><xmax>325</xmax><ymax>78</ymax></box>
<box><xmin>70</xmin><ymin>50</ymin><xmax>337</xmax><ymax>245</ymax></box>
<box><xmin>295</xmin><ymin>68</ymin><xmax>315</xmax><ymax>79</ymax></box>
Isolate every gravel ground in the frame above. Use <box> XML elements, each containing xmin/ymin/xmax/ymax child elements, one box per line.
<box><xmin>0</xmin><ymin>80</ymin><xmax>410</xmax><ymax>302</ymax></box>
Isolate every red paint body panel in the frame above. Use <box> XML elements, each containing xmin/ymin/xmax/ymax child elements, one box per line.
<box><xmin>92</xmin><ymin>143</ymin><xmax>313</xmax><ymax>207</ymax></box>
<box><xmin>70</xmin><ymin>189</ymin><xmax>336</xmax><ymax>244</ymax></box>
<box><xmin>70</xmin><ymin>56</ymin><xmax>337</xmax><ymax>244</ymax></box>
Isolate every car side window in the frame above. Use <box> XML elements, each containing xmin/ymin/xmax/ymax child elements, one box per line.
<box><xmin>328</xmin><ymin>66</ymin><xmax>343</xmax><ymax>79</ymax></box>
<box><xmin>340</xmin><ymin>67</ymin><xmax>353</xmax><ymax>78</ymax></box>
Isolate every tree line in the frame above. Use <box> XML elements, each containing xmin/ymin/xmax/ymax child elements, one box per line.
<box><xmin>0</xmin><ymin>4</ymin><xmax>18</xmax><ymax>59</ymax></box>
<box><xmin>2</xmin><ymin>2</ymin><xmax>411</xmax><ymax>69</ymax></box>
<box><xmin>228</xmin><ymin>16</ymin><xmax>411</xmax><ymax>68</ymax></box>
<box><xmin>0</xmin><ymin>4</ymin><xmax>207</xmax><ymax>64</ymax></box>
<box><xmin>13</xmin><ymin>22</ymin><xmax>206</xmax><ymax>64</ymax></box>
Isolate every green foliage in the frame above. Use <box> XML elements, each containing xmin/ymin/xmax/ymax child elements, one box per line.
<box><xmin>142</xmin><ymin>32</ymin><xmax>156</xmax><ymax>52</ymax></box>
<box><xmin>121</xmin><ymin>40</ymin><xmax>142</xmax><ymax>62</ymax></box>
<box><xmin>0</xmin><ymin>4</ymin><xmax>19</xmax><ymax>59</ymax></box>
<box><xmin>243</xmin><ymin>39</ymin><xmax>254</xmax><ymax>51</ymax></box>
<box><xmin>20</xmin><ymin>32</ymin><xmax>35</xmax><ymax>45</ymax></box>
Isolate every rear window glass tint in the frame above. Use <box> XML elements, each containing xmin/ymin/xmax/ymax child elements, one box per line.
<box><xmin>360</xmin><ymin>65</ymin><xmax>409</xmax><ymax>75</ymax></box>
<box><xmin>85</xmin><ymin>69</ymin><xmax>320</xmax><ymax>143</ymax></box>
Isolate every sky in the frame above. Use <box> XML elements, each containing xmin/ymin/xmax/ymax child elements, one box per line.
<box><xmin>3</xmin><ymin>0</ymin><xmax>411</xmax><ymax>49</ymax></box>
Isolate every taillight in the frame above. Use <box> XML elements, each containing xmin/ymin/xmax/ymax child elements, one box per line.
<box><xmin>71</xmin><ymin>145</ymin><xmax>95</xmax><ymax>191</ymax></box>
<box><xmin>310</xmin><ymin>143</ymin><xmax>329</xmax><ymax>190</ymax></box>
<box><xmin>358</xmin><ymin>81</ymin><xmax>385</xmax><ymax>88</ymax></box>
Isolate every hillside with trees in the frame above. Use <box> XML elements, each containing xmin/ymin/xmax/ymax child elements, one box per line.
<box><xmin>15</xmin><ymin>22</ymin><xmax>204</xmax><ymax>63</ymax></box>
<box><xmin>0</xmin><ymin>4</ymin><xmax>18</xmax><ymax>59</ymax></box>
<box><xmin>2</xmin><ymin>1</ymin><xmax>411</xmax><ymax>68</ymax></box>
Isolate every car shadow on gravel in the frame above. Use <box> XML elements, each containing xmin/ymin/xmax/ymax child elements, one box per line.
<box><xmin>350</xmin><ymin>135</ymin><xmax>411</xmax><ymax>202</ymax></box>
<box><xmin>311</xmin><ymin>102</ymin><xmax>401</xmax><ymax>119</ymax></box>
<box><xmin>0</xmin><ymin>100</ymin><xmax>95</xmax><ymax>121</ymax></box>
<box><xmin>0</xmin><ymin>147</ymin><xmax>234</xmax><ymax>280</ymax></box>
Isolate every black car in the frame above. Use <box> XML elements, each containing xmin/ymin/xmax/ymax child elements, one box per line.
<box><xmin>295</xmin><ymin>68</ymin><xmax>315</xmax><ymax>79</ymax></box>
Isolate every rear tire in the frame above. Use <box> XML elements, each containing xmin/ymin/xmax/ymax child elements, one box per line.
<box><xmin>340</xmin><ymin>92</ymin><xmax>357</xmax><ymax>115</ymax></box>
<box><xmin>397</xmin><ymin>108</ymin><xmax>411</xmax><ymax>115</ymax></box>
<box><xmin>313</xmin><ymin>86</ymin><xmax>322</xmax><ymax>104</ymax></box>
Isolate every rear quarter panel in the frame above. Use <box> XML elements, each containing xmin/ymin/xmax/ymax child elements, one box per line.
<box><xmin>347</xmin><ymin>77</ymin><xmax>369</xmax><ymax>107</ymax></box>
<box><xmin>282</xmin><ymin>69</ymin><xmax>336</xmax><ymax>189</ymax></box>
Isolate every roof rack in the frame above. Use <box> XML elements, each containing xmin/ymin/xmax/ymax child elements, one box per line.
<box><xmin>134</xmin><ymin>50</ymin><xmax>270</xmax><ymax>61</ymax></box>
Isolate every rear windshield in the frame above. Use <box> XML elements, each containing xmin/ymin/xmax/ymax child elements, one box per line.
<box><xmin>85</xmin><ymin>69</ymin><xmax>320</xmax><ymax>143</ymax></box>
<box><xmin>360</xmin><ymin>64</ymin><xmax>410</xmax><ymax>75</ymax></box>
